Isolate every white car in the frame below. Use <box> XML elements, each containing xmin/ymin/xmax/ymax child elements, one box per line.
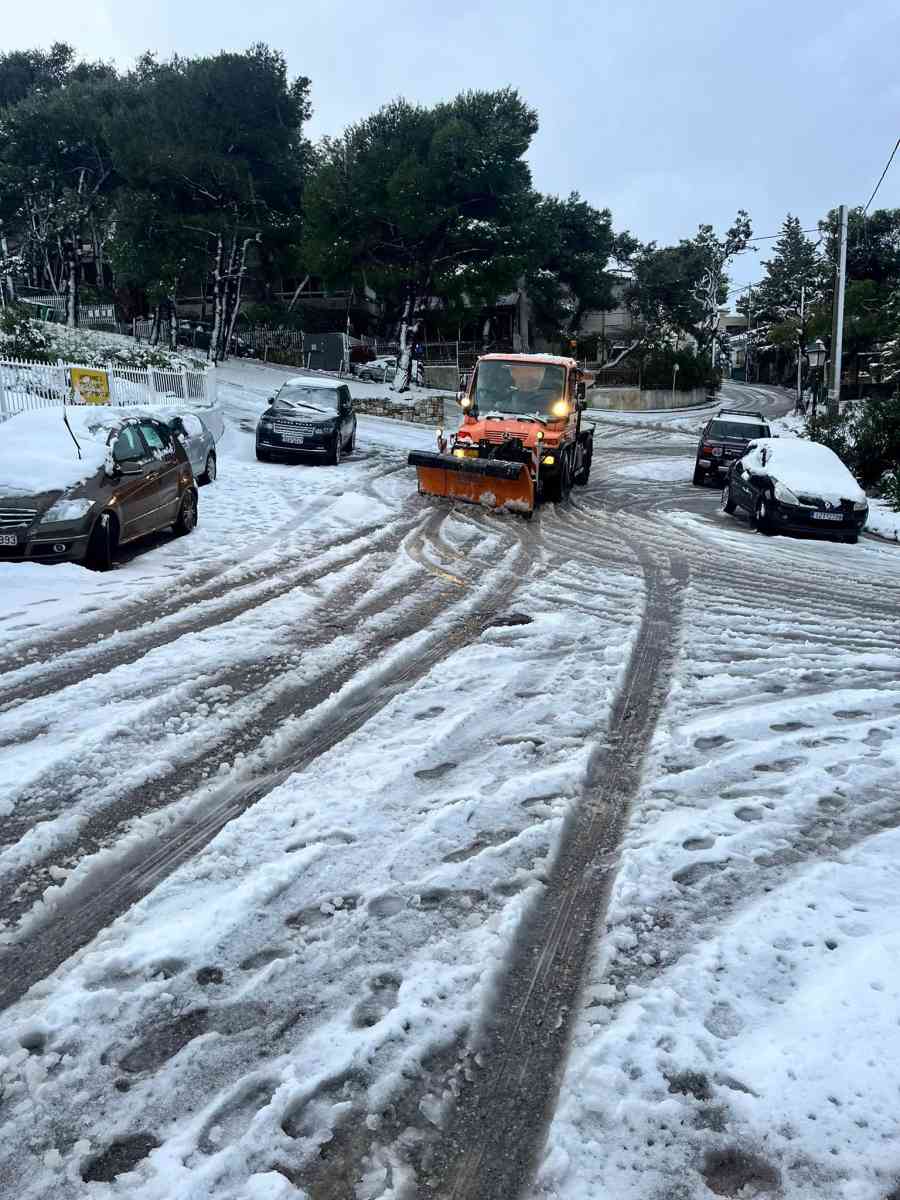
<box><xmin>357</xmin><ymin>357</ymin><xmax>397</xmax><ymax>382</ymax></box>
<box><xmin>721</xmin><ymin>438</ymin><xmax>868</xmax><ymax>542</ymax></box>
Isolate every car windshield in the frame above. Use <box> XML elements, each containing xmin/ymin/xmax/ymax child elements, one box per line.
<box><xmin>274</xmin><ymin>386</ymin><xmax>338</xmax><ymax>414</ymax></box>
<box><xmin>474</xmin><ymin>360</ymin><xmax>567</xmax><ymax>417</ymax></box>
<box><xmin>708</xmin><ymin>420</ymin><xmax>768</xmax><ymax>440</ymax></box>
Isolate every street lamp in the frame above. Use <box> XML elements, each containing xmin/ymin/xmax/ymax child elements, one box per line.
<box><xmin>807</xmin><ymin>338</ymin><xmax>827</xmax><ymax>424</ymax></box>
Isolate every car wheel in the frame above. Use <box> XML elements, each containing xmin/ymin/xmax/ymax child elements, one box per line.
<box><xmin>328</xmin><ymin>433</ymin><xmax>342</xmax><ymax>466</ymax></box>
<box><xmin>844</xmin><ymin>533</ymin><xmax>859</xmax><ymax>544</ymax></box>
<box><xmin>86</xmin><ymin>511</ymin><xmax>118</xmax><ymax>571</ymax></box>
<box><xmin>721</xmin><ymin>483</ymin><xmax>736</xmax><ymax>514</ymax></box>
<box><xmin>753</xmin><ymin>492</ymin><xmax>775</xmax><ymax>535</ymax></box>
<box><xmin>199</xmin><ymin>452</ymin><xmax>216</xmax><ymax>485</ymax></box>
<box><xmin>256</xmin><ymin>446</ymin><xmax>270</xmax><ymax>462</ymax></box>
<box><xmin>173</xmin><ymin>488</ymin><xmax>198</xmax><ymax>536</ymax></box>
<box><xmin>347</xmin><ymin>425</ymin><xmax>356</xmax><ymax>453</ymax></box>
<box><xmin>692</xmin><ymin>463</ymin><xmax>706</xmax><ymax>486</ymax></box>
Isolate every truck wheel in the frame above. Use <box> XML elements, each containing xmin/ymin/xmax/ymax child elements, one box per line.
<box><xmin>574</xmin><ymin>438</ymin><xmax>592</xmax><ymax>485</ymax></box>
<box><xmin>692</xmin><ymin>463</ymin><xmax>706</xmax><ymax>486</ymax></box>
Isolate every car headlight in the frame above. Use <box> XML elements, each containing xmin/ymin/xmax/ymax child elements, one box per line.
<box><xmin>853</xmin><ymin>500</ymin><xmax>868</xmax><ymax>511</ymax></box>
<box><xmin>773</xmin><ymin>482</ymin><xmax>803</xmax><ymax>506</ymax></box>
<box><xmin>39</xmin><ymin>498</ymin><xmax>95</xmax><ymax>525</ymax></box>
<box><xmin>551</xmin><ymin>400</ymin><xmax>570</xmax><ymax>418</ymax></box>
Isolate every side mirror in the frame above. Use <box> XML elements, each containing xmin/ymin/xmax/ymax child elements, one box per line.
<box><xmin>575</xmin><ymin>381</ymin><xmax>586</xmax><ymax>401</ymax></box>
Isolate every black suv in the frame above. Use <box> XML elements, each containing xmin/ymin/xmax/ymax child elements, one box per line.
<box><xmin>693</xmin><ymin>408</ymin><xmax>771</xmax><ymax>486</ymax></box>
<box><xmin>256</xmin><ymin>378</ymin><xmax>357</xmax><ymax>465</ymax></box>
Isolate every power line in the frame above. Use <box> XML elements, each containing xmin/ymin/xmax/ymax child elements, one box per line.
<box><xmin>862</xmin><ymin>135</ymin><xmax>900</xmax><ymax>214</ymax></box>
<box><xmin>744</xmin><ymin>227</ymin><xmax>818</xmax><ymax>243</ymax></box>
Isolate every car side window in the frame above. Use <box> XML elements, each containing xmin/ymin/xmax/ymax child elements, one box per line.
<box><xmin>139</xmin><ymin>421</ymin><xmax>175</xmax><ymax>459</ymax></box>
<box><xmin>112</xmin><ymin>426</ymin><xmax>146</xmax><ymax>464</ymax></box>
<box><xmin>339</xmin><ymin>386</ymin><xmax>353</xmax><ymax>412</ymax></box>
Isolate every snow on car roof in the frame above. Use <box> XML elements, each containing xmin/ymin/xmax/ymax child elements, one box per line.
<box><xmin>479</xmin><ymin>353</ymin><xmax>578</xmax><ymax>368</ymax></box>
<box><xmin>743</xmin><ymin>437</ymin><xmax>866</xmax><ymax>503</ymax></box>
<box><xmin>281</xmin><ymin>375</ymin><xmax>345</xmax><ymax>390</ymax></box>
<box><xmin>0</xmin><ymin>407</ymin><xmax>129</xmax><ymax>496</ymax></box>
<box><xmin>712</xmin><ymin>412</ymin><xmax>769</xmax><ymax>426</ymax></box>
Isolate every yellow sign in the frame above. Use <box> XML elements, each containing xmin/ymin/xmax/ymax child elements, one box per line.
<box><xmin>70</xmin><ymin>367</ymin><xmax>110</xmax><ymax>405</ymax></box>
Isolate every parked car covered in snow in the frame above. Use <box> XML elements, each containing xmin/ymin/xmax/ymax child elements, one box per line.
<box><xmin>356</xmin><ymin>356</ymin><xmax>397</xmax><ymax>383</ymax></box>
<box><xmin>165</xmin><ymin>411</ymin><xmax>218</xmax><ymax>484</ymax></box>
<box><xmin>256</xmin><ymin>377</ymin><xmax>357</xmax><ymax>465</ymax></box>
<box><xmin>721</xmin><ymin>438</ymin><xmax>868</xmax><ymax>542</ymax></box>
<box><xmin>0</xmin><ymin>409</ymin><xmax>198</xmax><ymax>570</ymax></box>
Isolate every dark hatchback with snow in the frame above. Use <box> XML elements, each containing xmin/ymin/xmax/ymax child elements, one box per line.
<box><xmin>721</xmin><ymin>438</ymin><xmax>868</xmax><ymax>543</ymax></box>
<box><xmin>256</xmin><ymin>378</ymin><xmax>357</xmax><ymax>465</ymax></box>
<box><xmin>693</xmin><ymin>409</ymin><xmax>771</xmax><ymax>485</ymax></box>
<box><xmin>0</xmin><ymin>409</ymin><xmax>198</xmax><ymax>570</ymax></box>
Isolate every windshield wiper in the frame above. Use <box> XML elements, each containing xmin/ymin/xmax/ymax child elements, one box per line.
<box><xmin>282</xmin><ymin>401</ymin><xmax>331</xmax><ymax>414</ymax></box>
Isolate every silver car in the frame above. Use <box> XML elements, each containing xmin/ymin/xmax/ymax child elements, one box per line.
<box><xmin>165</xmin><ymin>412</ymin><xmax>218</xmax><ymax>484</ymax></box>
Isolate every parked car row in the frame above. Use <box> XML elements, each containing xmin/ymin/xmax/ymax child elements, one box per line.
<box><xmin>0</xmin><ymin>408</ymin><xmax>217</xmax><ymax>571</ymax></box>
<box><xmin>693</xmin><ymin>405</ymin><xmax>868</xmax><ymax>544</ymax></box>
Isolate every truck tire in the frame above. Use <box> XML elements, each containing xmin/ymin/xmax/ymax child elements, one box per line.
<box><xmin>574</xmin><ymin>436</ymin><xmax>593</xmax><ymax>485</ymax></box>
<box><xmin>548</xmin><ymin>447</ymin><xmax>573</xmax><ymax>503</ymax></box>
<box><xmin>692</xmin><ymin>463</ymin><xmax>706</xmax><ymax>486</ymax></box>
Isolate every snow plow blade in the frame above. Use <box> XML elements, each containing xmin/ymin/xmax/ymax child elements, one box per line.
<box><xmin>407</xmin><ymin>451</ymin><xmax>535</xmax><ymax>514</ymax></box>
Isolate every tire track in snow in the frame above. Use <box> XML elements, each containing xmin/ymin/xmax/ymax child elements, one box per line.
<box><xmin>0</xmin><ymin>520</ymin><xmax>535</xmax><ymax>1014</ymax></box>
<box><xmin>0</xmin><ymin>501</ymin><xmax>425</xmax><ymax>710</ymax></box>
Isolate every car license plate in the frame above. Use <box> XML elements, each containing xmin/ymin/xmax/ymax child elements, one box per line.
<box><xmin>0</xmin><ymin>533</ymin><xmax>18</xmax><ymax>546</ymax></box>
<box><xmin>281</xmin><ymin>433</ymin><xmax>305</xmax><ymax>444</ymax></box>
<box><xmin>811</xmin><ymin>512</ymin><xmax>842</xmax><ymax>521</ymax></box>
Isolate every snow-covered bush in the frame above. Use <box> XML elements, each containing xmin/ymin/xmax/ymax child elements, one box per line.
<box><xmin>0</xmin><ymin>309</ymin><xmax>205</xmax><ymax>370</ymax></box>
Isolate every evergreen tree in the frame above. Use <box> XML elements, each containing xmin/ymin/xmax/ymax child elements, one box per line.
<box><xmin>302</xmin><ymin>89</ymin><xmax>538</xmax><ymax>391</ymax></box>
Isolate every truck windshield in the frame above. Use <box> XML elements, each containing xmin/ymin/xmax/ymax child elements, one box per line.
<box><xmin>474</xmin><ymin>360</ymin><xmax>567</xmax><ymax>417</ymax></box>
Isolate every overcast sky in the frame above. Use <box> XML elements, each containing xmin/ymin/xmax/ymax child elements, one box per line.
<box><xmin>6</xmin><ymin>0</ymin><xmax>899</xmax><ymax>299</ymax></box>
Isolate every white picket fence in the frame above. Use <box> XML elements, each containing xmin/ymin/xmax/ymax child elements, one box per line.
<box><xmin>0</xmin><ymin>356</ymin><xmax>217</xmax><ymax>421</ymax></box>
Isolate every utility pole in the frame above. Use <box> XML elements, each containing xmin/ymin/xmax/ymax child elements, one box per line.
<box><xmin>827</xmin><ymin>203</ymin><xmax>848</xmax><ymax>419</ymax></box>
<box><xmin>796</xmin><ymin>284</ymin><xmax>805</xmax><ymax>412</ymax></box>
<box><xmin>745</xmin><ymin>285</ymin><xmax>753</xmax><ymax>382</ymax></box>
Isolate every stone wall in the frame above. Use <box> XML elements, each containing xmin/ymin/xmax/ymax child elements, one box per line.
<box><xmin>589</xmin><ymin>386</ymin><xmax>713</xmax><ymax>412</ymax></box>
<box><xmin>353</xmin><ymin>394</ymin><xmax>450</xmax><ymax>425</ymax></box>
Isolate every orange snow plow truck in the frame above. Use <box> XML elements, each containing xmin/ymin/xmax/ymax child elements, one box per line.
<box><xmin>407</xmin><ymin>354</ymin><xmax>594</xmax><ymax>517</ymax></box>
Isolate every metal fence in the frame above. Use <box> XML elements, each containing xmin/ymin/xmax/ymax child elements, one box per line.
<box><xmin>0</xmin><ymin>356</ymin><xmax>217</xmax><ymax>420</ymax></box>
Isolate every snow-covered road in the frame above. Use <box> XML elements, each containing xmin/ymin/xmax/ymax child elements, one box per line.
<box><xmin>1</xmin><ymin>374</ymin><xmax>898</xmax><ymax>1200</ymax></box>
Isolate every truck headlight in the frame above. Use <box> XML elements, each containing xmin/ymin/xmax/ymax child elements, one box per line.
<box><xmin>40</xmin><ymin>498</ymin><xmax>95</xmax><ymax>524</ymax></box>
<box><xmin>551</xmin><ymin>400</ymin><xmax>570</xmax><ymax>418</ymax></box>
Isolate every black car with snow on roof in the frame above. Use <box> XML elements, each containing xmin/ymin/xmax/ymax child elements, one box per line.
<box><xmin>0</xmin><ymin>408</ymin><xmax>197</xmax><ymax>570</ymax></box>
<box><xmin>721</xmin><ymin>438</ymin><xmax>868</xmax><ymax>543</ymax></box>
<box><xmin>255</xmin><ymin>377</ymin><xmax>357</xmax><ymax>465</ymax></box>
<box><xmin>693</xmin><ymin>408</ymin><xmax>771</xmax><ymax>486</ymax></box>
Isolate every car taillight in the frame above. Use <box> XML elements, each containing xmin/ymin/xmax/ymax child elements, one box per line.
<box><xmin>702</xmin><ymin>444</ymin><xmax>713</xmax><ymax>453</ymax></box>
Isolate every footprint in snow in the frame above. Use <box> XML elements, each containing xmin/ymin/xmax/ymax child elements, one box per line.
<box><xmin>198</xmin><ymin>1076</ymin><xmax>279</xmax><ymax>1155</ymax></box>
<box><xmin>694</xmin><ymin>735</ymin><xmax>731</xmax><ymax>752</ymax></box>
<box><xmin>351</xmin><ymin>972</ymin><xmax>402</xmax><ymax>1029</ymax></box>
<box><xmin>769</xmin><ymin>721</ymin><xmax>809</xmax><ymax>733</ymax></box>
<box><xmin>682</xmin><ymin>836</ymin><xmax>716</xmax><ymax>851</ymax></box>
<box><xmin>414</xmin><ymin>762</ymin><xmax>458</xmax><ymax>781</ymax></box>
<box><xmin>81</xmin><ymin>1134</ymin><xmax>161</xmax><ymax>1183</ymax></box>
